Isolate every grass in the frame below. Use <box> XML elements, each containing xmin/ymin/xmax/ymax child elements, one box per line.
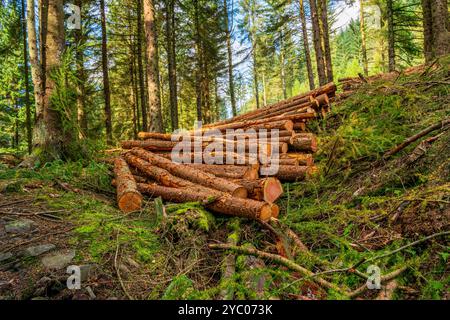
<box><xmin>0</xmin><ymin>57</ymin><xmax>449</xmax><ymax>300</ymax></box>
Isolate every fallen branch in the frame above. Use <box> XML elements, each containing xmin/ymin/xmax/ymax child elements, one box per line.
<box><xmin>383</xmin><ymin>118</ymin><xmax>450</xmax><ymax>160</ymax></box>
<box><xmin>209</xmin><ymin>243</ymin><xmax>346</xmax><ymax>295</ymax></box>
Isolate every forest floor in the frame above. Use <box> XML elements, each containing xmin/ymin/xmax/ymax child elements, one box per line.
<box><xmin>0</xmin><ymin>57</ymin><xmax>449</xmax><ymax>300</ymax></box>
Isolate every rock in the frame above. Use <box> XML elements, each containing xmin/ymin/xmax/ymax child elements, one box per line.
<box><xmin>5</xmin><ymin>219</ymin><xmax>35</xmax><ymax>234</ymax></box>
<box><xmin>24</xmin><ymin>244</ymin><xmax>56</xmax><ymax>257</ymax></box>
<box><xmin>0</xmin><ymin>252</ymin><xmax>13</xmax><ymax>263</ymax></box>
<box><xmin>41</xmin><ymin>250</ymin><xmax>75</xmax><ymax>270</ymax></box>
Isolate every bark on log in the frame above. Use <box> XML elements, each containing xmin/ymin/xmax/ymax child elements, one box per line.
<box><xmin>138</xmin><ymin>183</ymin><xmax>272</xmax><ymax>221</ymax></box>
<box><xmin>129</xmin><ymin>148</ymin><xmax>248</xmax><ymax>198</ymax></box>
<box><xmin>280</xmin><ymin>153</ymin><xmax>314</xmax><ymax>166</ymax></box>
<box><xmin>205</xmin><ymin>82</ymin><xmax>336</xmax><ymax>128</ymax></box>
<box><xmin>124</xmin><ymin>153</ymin><xmax>192</xmax><ymax>187</ymax></box>
<box><xmin>293</xmin><ymin>122</ymin><xmax>306</xmax><ymax>131</ymax></box>
<box><xmin>290</xmin><ymin>133</ymin><xmax>318</xmax><ymax>153</ymax></box>
<box><xmin>113</xmin><ymin>157</ymin><xmax>143</xmax><ymax>213</ymax></box>
<box><xmin>187</xmin><ymin>164</ymin><xmax>260</xmax><ymax>180</ymax></box>
<box><xmin>261</xmin><ymin>165</ymin><xmax>317</xmax><ymax>182</ymax></box>
<box><xmin>123</xmin><ymin>138</ymin><xmax>273</xmax><ymax>156</ymax></box>
<box><xmin>137</xmin><ymin>129</ymin><xmax>294</xmax><ymax>141</ymax></box>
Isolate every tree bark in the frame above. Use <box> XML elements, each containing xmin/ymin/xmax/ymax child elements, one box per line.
<box><xmin>299</xmin><ymin>0</ymin><xmax>315</xmax><ymax>90</ymax></box>
<box><xmin>136</xmin><ymin>0</ymin><xmax>149</xmax><ymax>132</ymax></box>
<box><xmin>250</xmin><ymin>0</ymin><xmax>260</xmax><ymax>109</ymax></box>
<box><xmin>318</xmin><ymin>0</ymin><xmax>333</xmax><ymax>82</ymax></box>
<box><xmin>144</xmin><ymin>0</ymin><xmax>163</xmax><ymax>132</ymax></box>
<box><xmin>129</xmin><ymin>148</ymin><xmax>248</xmax><ymax>198</ymax></box>
<box><xmin>359</xmin><ymin>0</ymin><xmax>369</xmax><ymax>76</ymax></box>
<box><xmin>22</xmin><ymin>0</ymin><xmax>32</xmax><ymax>154</ymax></box>
<box><xmin>100</xmin><ymin>0</ymin><xmax>113</xmax><ymax>144</ymax></box>
<box><xmin>308</xmin><ymin>0</ymin><xmax>327</xmax><ymax>85</ymax></box>
<box><xmin>224</xmin><ymin>0</ymin><xmax>237</xmax><ymax>116</ymax></box>
<box><xmin>431</xmin><ymin>0</ymin><xmax>450</xmax><ymax>57</ymax></box>
<box><xmin>138</xmin><ymin>183</ymin><xmax>273</xmax><ymax>221</ymax></box>
<box><xmin>261</xmin><ymin>165</ymin><xmax>317</xmax><ymax>182</ymax></box>
<box><xmin>290</xmin><ymin>133</ymin><xmax>318</xmax><ymax>153</ymax></box>
<box><xmin>74</xmin><ymin>0</ymin><xmax>87</xmax><ymax>139</ymax></box>
<box><xmin>279</xmin><ymin>30</ymin><xmax>287</xmax><ymax>100</ymax></box>
<box><xmin>386</xmin><ymin>0</ymin><xmax>395</xmax><ymax>72</ymax></box>
<box><xmin>165</xmin><ymin>0</ymin><xmax>179</xmax><ymax>130</ymax></box>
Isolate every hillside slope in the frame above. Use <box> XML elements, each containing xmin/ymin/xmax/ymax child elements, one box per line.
<box><xmin>0</xmin><ymin>58</ymin><xmax>448</xmax><ymax>300</ymax></box>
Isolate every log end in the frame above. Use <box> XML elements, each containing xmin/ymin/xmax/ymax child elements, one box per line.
<box><xmin>263</xmin><ymin>178</ymin><xmax>283</xmax><ymax>203</ymax></box>
<box><xmin>118</xmin><ymin>192</ymin><xmax>143</xmax><ymax>213</ymax></box>
<box><xmin>259</xmin><ymin>203</ymin><xmax>273</xmax><ymax>222</ymax></box>
<box><xmin>232</xmin><ymin>186</ymin><xmax>249</xmax><ymax>199</ymax></box>
<box><xmin>284</xmin><ymin>120</ymin><xmax>294</xmax><ymax>131</ymax></box>
<box><xmin>270</xmin><ymin>204</ymin><xmax>280</xmax><ymax>219</ymax></box>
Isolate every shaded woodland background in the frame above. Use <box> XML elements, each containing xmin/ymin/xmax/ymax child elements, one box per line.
<box><xmin>0</xmin><ymin>0</ymin><xmax>448</xmax><ymax>162</ymax></box>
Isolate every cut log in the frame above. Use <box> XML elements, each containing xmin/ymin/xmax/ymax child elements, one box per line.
<box><xmin>137</xmin><ymin>132</ymin><xmax>172</xmax><ymax>140</ymax></box>
<box><xmin>187</xmin><ymin>164</ymin><xmax>260</xmax><ymax>180</ymax></box>
<box><xmin>290</xmin><ymin>133</ymin><xmax>318</xmax><ymax>153</ymax></box>
<box><xmin>293</xmin><ymin>122</ymin><xmax>306</xmax><ymax>131</ymax></box>
<box><xmin>280</xmin><ymin>153</ymin><xmax>314</xmax><ymax>166</ymax></box>
<box><xmin>113</xmin><ymin>157</ymin><xmax>143</xmax><ymax>213</ymax></box>
<box><xmin>124</xmin><ymin>153</ymin><xmax>192</xmax><ymax>187</ymax></box>
<box><xmin>137</xmin><ymin>183</ymin><xmax>272</xmax><ymax>221</ymax></box>
<box><xmin>129</xmin><ymin>148</ymin><xmax>248</xmax><ymax>198</ymax></box>
<box><xmin>204</xmin><ymin>82</ymin><xmax>336</xmax><ymax>128</ymax></box>
<box><xmin>310</xmin><ymin>93</ymin><xmax>329</xmax><ymax>108</ymax></box>
<box><xmin>123</xmin><ymin>138</ymin><xmax>273</xmax><ymax>156</ymax></box>
<box><xmin>229</xmin><ymin>178</ymin><xmax>283</xmax><ymax>203</ymax></box>
<box><xmin>261</xmin><ymin>165</ymin><xmax>318</xmax><ymax>182</ymax></box>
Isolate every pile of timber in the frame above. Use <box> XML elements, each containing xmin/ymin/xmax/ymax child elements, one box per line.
<box><xmin>111</xmin><ymin>83</ymin><xmax>337</xmax><ymax>221</ymax></box>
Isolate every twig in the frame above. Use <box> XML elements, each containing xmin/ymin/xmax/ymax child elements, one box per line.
<box><xmin>209</xmin><ymin>243</ymin><xmax>347</xmax><ymax>295</ymax></box>
<box><xmin>0</xmin><ymin>199</ymin><xmax>28</xmax><ymax>208</ymax></box>
<box><xmin>114</xmin><ymin>232</ymin><xmax>135</xmax><ymax>300</ymax></box>
<box><xmin>348</xmin><ymin>266</ymin><xmax>408</xmax><ymax>298</ymax></box>
<box><xmin>383</xmin><ymin>118</ymin><xmax>450</xmax><ymax>160</ymax></box>
<box><xmin>363</xmin><ymin>231</ymin><xmax>450</xmax><ymax>264</ymax></box>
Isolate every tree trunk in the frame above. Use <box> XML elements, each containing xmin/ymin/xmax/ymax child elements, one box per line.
<box><xmin>143</xmin><ymin>0</ymin><xmax>163</xmax><ymax>132</ymax></box>
<box><xmin>22</xmin><ymin>0</ymin><xmax>32</xmax><ymax>154</ymax></box>
<box><xmin>421</xmin><ymin>0</ymin><xmax>434</xmax><ymax>62</ymax></box>
<box><xmin>280</xmin><ymin>30</ymin><xmax>287</xmax><ymax>100</ymax></box>
<box><xmin>224</xmin><ymin>0</ymin><xmax>237</xmax><ymax>116</ymax></box>
<box><xmin>308</xmin><ymin>0</ymin><xmax>327</xmax><ymax>85</ymax></box>
<box><xmin>136</xmin><ymin>0</ymin><xmax>148</xmax><ymax>132</ymax></box>
<box><xmin>386</xmin><ymin>0</ymin><xmax>395</xmax><ymax>72</ymax></box>
<box><xmin>32</xmin><ymin>0</ymin><xmax>67</xmax><ymax>159</ymax></box>
<box><xmin>359</xmin><ymin>0</ymin><xmax>369</xmax><ymax>75</ymax></box>
<box><xmin>432</xmin><ymin>0</ymin><xmax>450</xmax><ymax>57</ymax></box>
<box><xmin>26</xmin><ymin>0</ymin><xmax>41</xmax><ymax>117</ymax></box>
<box><xmin>194</xmin><ymin>0</ymin><xmax>203</xmax><ymax>123</ymax></box>
<box><xmin>74</xmin><ymin>0</ymin><xmax>87</xmax><ymax>139</ymax></box>
<box><xmin>318</xmin><ymin>0</ymin><xmax>333</xmax><ymax>82</ymax></box>
<box><xmin>100</xmin><ymin>0</ymin><xmax>113</xmax><ymax>144</ymax></box>
<box><xmin>165</xmin><ymin>0</ymin><xmax>179</xmax><ymax>130</ymax></box>
<box><xmin>250</xmin><ymin>1</ymin><xmax>260</xmax><ymax>109</ymax></box>
<box><xmin>299</xmin><ymin>0</ymin><xmax>315</xmax><ymax>90</ymax></box>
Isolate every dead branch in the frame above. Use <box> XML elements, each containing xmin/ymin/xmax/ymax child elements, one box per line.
<box><xmin>383</xmin><ymin>118</ymin><xmax>450</xmax><ymax>160</ymax></box>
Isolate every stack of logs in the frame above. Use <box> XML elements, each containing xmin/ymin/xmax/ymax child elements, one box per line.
<box><xmin>111</xmin><ymin>82</ymin><xmax>337</xmax><ymax>222</ymax></box>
